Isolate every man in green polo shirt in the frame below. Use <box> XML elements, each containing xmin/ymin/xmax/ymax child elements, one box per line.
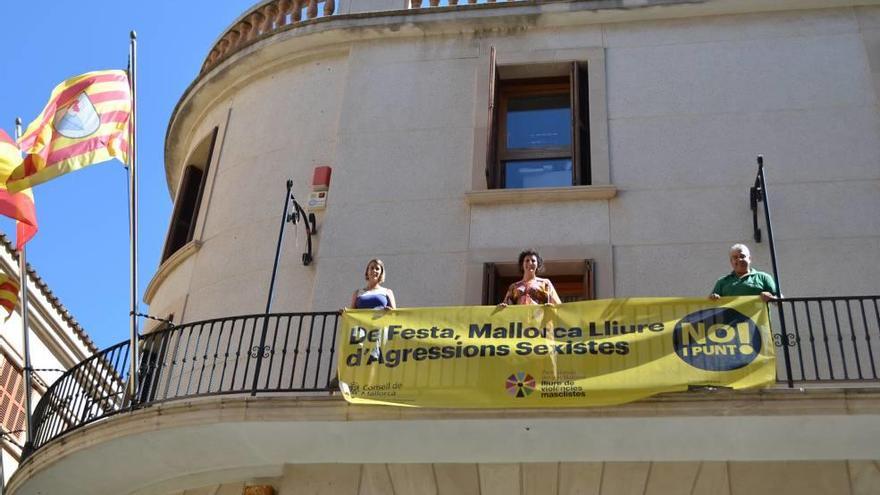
<box><xmin>709</xmin><ymin>244</ymin><xmax>777</xmax><ymax>302</ymax></box>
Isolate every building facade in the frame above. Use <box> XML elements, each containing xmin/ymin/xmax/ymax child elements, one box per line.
<box><xmin>0</xmin><ymin>234</ymin><xmax>97</xmax><ymax>488</ymax></box>
<box><xmin>8</xmin><ymin>0</ymin><xmax>880</xmax><ymax>494</ymax></box>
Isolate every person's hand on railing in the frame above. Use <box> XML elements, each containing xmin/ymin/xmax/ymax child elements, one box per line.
<box><xmin>709</xmin><ymin>293</ymin><xmax>721</xmax><ymax>301</ymax></box>
<box><xmin>760</xmin><ymin>291</ymin><xmax>777</xmax><ymax>302</ymax></box>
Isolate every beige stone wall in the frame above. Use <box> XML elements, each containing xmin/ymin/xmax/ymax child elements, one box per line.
<box><xmin>604</xmin><ymin>7</ymin><xmax>880</xmax><ymax>298</ymax></box>
<box><xmin>152</xmin><ymin>53</ymin><xmax>350</xmax><ymax>324</ymax></box>
<box><xmin>151</xmin><ymin>5</ymin><xmax>880</xmax><ymax>324</ymax></box>
<box><xmin>312</xmin><ymin>35</ymin><xmax>480</xmax><ymax>310</ymax></box>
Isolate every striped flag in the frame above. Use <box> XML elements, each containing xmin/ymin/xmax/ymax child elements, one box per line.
<box><xmin>7</xmin><ymin>70</ymin><xmax>131</xmax><ymax>193</ymax></box>
<box><xmin>0</xmin><ymin>129</ymin><xmax>37</xmax><ymax>250</ymax></box>
<box><xmin>0</xmin><ymin>273</ymin><xmax>20</xmax><ymax>319</ymax></box>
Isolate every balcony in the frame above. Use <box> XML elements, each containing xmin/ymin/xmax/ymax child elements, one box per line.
<box><xmin>6</xmin><ymin>295</ymin><xmax>880</xmax><ymax>494</ymax></box>
<box><xmin>16</xmin><ymin>294</ymin><xmax>880</xmax><ymax>452</ymax></box>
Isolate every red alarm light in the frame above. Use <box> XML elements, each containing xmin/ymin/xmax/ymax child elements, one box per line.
<box><xmin>312</xmin><ymin>166</ymin><xmax>332</xmax><ymax>191</ymax></box>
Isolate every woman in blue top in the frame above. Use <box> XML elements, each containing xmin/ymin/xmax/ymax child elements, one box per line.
<box><xmin>332</xmin><ymin>259</ymin><xmax>396</xmax><ymax>391</ymax></box>
<box><xmin>350</xmin><ymin>258</ymin><xmax>397</xmax><ymax>310</ymax></box>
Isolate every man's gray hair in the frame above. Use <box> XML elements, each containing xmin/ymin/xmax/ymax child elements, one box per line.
<box><xmin>729</xmin><ymin>243</ymin><xmax>750</xmax><ymax>256</ymax></box>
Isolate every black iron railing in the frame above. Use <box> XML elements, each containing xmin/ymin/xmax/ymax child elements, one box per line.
<box><xmin>772</xmin><ymin>296</ymin><xmax>880</xmax><ymax>385</ymax></box>
<box><xmin>23</xmin><ymin>298</ymin><xmax>880</xmax><ymax>460</ymax></box>
<box><xmin>25</xmin><ymin>311</ymin><xmax>340</xmax><ymax>458</ymax></box>
<box><xmin>27</xmin><ymin>340</ymin><xmax>130</xmax><ymax>456</ymax></box>
<box><xmin>137</xmin><ymin>311</ymin><xmax>339</xmax><ymax>402</ymax></box>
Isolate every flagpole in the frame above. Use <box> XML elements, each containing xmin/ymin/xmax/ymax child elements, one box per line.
<box><xmin>128</xmin><ymin>31</ymin><xmax>140</xmax><ymax>400</ymax></box>
<box><xmin>13</xmin><ymin>118</ymin><xmax>34</xmax><ymax>452</ymax></box>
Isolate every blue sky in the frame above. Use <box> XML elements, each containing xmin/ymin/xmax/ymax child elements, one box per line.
<box><xmin>0</xmin><ymin>1</ymin><xmax>255</xmax><ymax>348</ymax></box>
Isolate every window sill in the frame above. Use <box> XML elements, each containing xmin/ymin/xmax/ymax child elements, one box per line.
<box><xmin>465</xmin><ymin>185</ymin><xmax>617</xmax><ymax>205</ymax></box>
<box><xmin>143</xmin><ymin>240</ymin><xmax>202</xmax><ymax>305</ymax></box>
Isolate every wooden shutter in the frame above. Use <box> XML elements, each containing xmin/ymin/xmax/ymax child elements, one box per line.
<box><xmin>574</xmin><ymin>61</ymin><xmax>591</xmax><ymax>185</ymax></box>
<box><xmin>482</xmin><ymin>262</ymin><xmax>496</xmax><ymax>306</ymax></box>
<box><xmin>485</xmin><ymin>46</ymin><xmax>499</xmax><ymax>189</ymax></box>
<box><xmin>162</xmin><ymin>166</ymin><xmax>203</xmax><ymax>261</ymax></box>
<box><xmin>583</xmin><ymin>259</ymin><xmax>595</xmax><ymax>300</ymax></box>
<box><xmin>162</xmin><ymin>127</ymin><xmax>219</xmax><ymax>262</ymax></box>
<box><xmin>0</xmin><ymin>355</ymin><xmax>25</xmax><ymax>440</ymax></box>
<box><xmin>187</xmin><ymin>127</ymin><xmax>219</xmax><ymax>242</ymax></box>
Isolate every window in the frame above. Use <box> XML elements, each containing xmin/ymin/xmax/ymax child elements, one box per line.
<box><xmin>487</xmin><ymin>58</ymin><xmax>590</xmax><ymax>189</ymax></box>
<box><xmin>0</xmin><ymin>354</ymin><xmax>25</xmax><ymax>441</ymax></box>
<box><xmin>482</xmin><ymin>260</ymin><xmax>595</xmax><ymax>305</ymax></box>
<box><xmin>162</xmin><ymin>128</ymin><xmax>218</xmax><ymax>262</ymax></box>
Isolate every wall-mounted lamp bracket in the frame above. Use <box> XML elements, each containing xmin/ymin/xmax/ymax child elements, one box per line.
<box><xmin>750</xmin><ymin>155</ymin><xmax>765</xmax><ymax>244</ymax></box>
<box><xmin>288</xmin><ymin>192</ymin><xmax>316</xmax><ymax>265</ymax></box>
<box><xmin>750</xmin><ymin>184</ymin><xmax>762</xmax><ymax>243</ymax></box>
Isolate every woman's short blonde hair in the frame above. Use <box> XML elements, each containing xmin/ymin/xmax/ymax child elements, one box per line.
<box><xmin>364</xmin><ymin>258</ymin><xmax>386</xmax><ymax>284</ymax></box>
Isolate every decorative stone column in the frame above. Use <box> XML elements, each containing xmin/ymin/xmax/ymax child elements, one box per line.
<box><xmin>275</xmin><ymin>0</ymin><xmax>293</xmax><ymax>25</ymax></box>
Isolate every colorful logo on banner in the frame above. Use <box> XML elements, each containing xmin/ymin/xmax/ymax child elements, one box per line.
<box><xmin>505</xmin><ymin>372</ymin><xmax>536</xmax><ymax>398</ymax></box>
<box><xmin>338</xmin><ymin>297</ymin><xmax>775</xmax><ymax>408</ymax></box>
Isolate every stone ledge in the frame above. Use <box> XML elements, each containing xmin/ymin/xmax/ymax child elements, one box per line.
<box><xmin>465</xmin><ymin>185</ymin><xmax>618</xmax><ymax>205</ymax></box>
<box><xmin>11</xmin><ymin>386</ymin><xmax>880</xmax><ymax>495</ymax></box>
<box><xmin>143</xmin><ymin>240</ymin><xmax>202</xmax><ymax>305</ymax></box>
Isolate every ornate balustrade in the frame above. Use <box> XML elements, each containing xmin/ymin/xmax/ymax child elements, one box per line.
<box><xmin>199</xmin><ymin>0</ymin><xmax>529</xmax><ymax>75</ymax></box>
<box><xmin>409</xmin><ymin>0</ymin><xmax>523</xmax><ymax>6</ymax></box>
<box><xmin>201</xmin><ymin>0</ymin><xmax>336</xmax><ymax>74</ymax></box>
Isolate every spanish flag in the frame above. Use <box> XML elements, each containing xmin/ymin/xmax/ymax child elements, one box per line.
<box><xmin>0</xmin><ymin>273</ymin><xmax>20</xmax><ymax>319</ymax></box>
<box><xmin>0</xmin><ymin>129</ymin><xmax>37</xmax><ymax>250</ymax></box>
<box><xmin>8</xmin><ymin>70</ymin><xmax>131</xmax><ymax>193</ymax></box>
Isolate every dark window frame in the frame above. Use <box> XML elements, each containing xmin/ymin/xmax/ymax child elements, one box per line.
<box><xmin>497</xmin><ymin>78</ymin><xmax>572</xmax><ymax>188</ymax></box>
<box><xmin>161</xmin><ymin>128</ymin><xmax>218</xmax><ymax>262</ymax></box>
<box><xmin>482</xmin><ymin>260</ymin><xmax>595</xmax><ymax>305</ymax></box>
<box><xmin>486</xmin><ymin>60</ymin><xmax>591</xmax><ymax>190</ymax></box>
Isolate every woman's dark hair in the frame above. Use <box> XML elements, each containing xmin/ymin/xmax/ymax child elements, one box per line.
<box><xmin>517</xmin><ymin>249</ymin><xmax>544</xmax><ymax>275</ymax></box>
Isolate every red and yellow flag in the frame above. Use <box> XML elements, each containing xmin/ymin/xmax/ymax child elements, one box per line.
<box><xmin>8</xmin><ymin>70</ymin><xmax>131</xmax><ymax>193</ymax></box>
<box><xmin>0</xmin><ymin>129</ymin><xmax>37</xmax><ymax>250</ymax></box>
<box><xmin>0</xmin><ymin>273</ymin><xmax>20</xmax><ymax>319</ymax></box>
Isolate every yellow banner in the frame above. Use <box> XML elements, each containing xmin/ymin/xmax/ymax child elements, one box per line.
<box><xmin>338</xmin><ymin>297</ymin><xmax>775</xmax><ymax>408</ymax></box>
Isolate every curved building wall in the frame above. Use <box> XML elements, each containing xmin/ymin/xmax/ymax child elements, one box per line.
<box><xmin>149</xmin><ymin>50</ymin><xmax>351</xmax><ymax>324</ymax></box>
<box><xmin>150</xmin><ymin>3</ymin><xmax>880</xmax><ymax>327</ymax></box>
<box><xmin>9</xmin><ymin>2</ymin><xmax>880</xmax><ymax>495</ymax></box>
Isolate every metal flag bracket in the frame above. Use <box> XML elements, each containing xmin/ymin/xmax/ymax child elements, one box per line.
<box><xmin>251</xmin><ymin>179</ymin><xmax>317</xmax><ymax>395</ymax></box>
